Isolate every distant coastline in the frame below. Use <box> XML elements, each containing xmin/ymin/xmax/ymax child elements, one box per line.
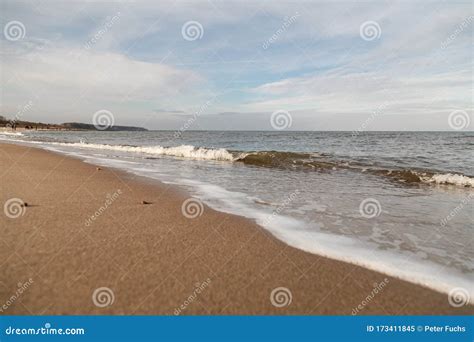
<box><xmin>0</xmin><ymin>117</ymin><xmax>147</xmax><ymax>131</ymax></box>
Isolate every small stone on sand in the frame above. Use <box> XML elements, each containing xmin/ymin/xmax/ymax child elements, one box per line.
<box><xmin>142</xmin><ymin>200</ymin><xmax>152</xmax><ymax>205</ymax></box>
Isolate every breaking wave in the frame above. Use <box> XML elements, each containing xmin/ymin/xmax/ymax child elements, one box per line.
<box><xmin>55</xmin><ymin>142</ymin><xmax>237</xmax><ymax>161</ymax></box>
<box><xmin>3</xmin><ymin>136</ymin><xmax>473</xmax><ymax>188</ymax></box>
<box><xmin>51</xmin><ymin>142</ymin><xmax>474</xmax><ymax>187</ymax></box>
<box><xmin>235</xmin><ymin>151</ymin><xmax>474</xmax><ymax>187</ymax></box>
<box><xmin>421</xmin><ymin>173</ymin><xmax>474</xmax><ymax>187</ymax></box>
<box><xmin>0</xmin><ymin>131</ymin><xmax>24</xmax><ymax>137</ymax></box>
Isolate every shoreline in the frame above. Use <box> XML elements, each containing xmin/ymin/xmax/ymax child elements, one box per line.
<box><xmin>0</xmin><ymin>142</ymin><xmax>472</xmax><ymax>314</ymax></box>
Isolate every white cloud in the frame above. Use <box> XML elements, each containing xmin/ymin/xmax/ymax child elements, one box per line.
<box><xmin>245</xmin><ymin>68</ymin><xmax>471</xmax><ymax>119</ymax></box>
<box><xmin>1</xmin><ymin>44</ymin><xmax>207</xmax><ymax>125</ymax></box>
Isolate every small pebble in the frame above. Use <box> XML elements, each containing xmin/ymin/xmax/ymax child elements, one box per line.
<box><xmin>96</xmin><ymin>167</ymin><xmax>102</xmax><ymax>171</ymax></box>
<box><xmin>142</xmin><ymin>200</ymin><xmax>152</xmax><ymax>205</ymax></box>
<box><xmin>22</xmin><ymin>202</ymin><xmax>28</xmax><ymax>207</ymax></box>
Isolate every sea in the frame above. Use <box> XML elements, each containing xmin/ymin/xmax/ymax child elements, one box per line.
<box><xmin>1</xmin><ymin>130</ymin><xmax>473</xmax><ymax>301</ymax></box>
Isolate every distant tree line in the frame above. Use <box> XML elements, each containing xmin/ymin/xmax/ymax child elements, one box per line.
<box><xmin>0</xmin><ymin>116</ymin><xmax>63</xmax><ymax>130</ymax></box>
<box><xmin>0</xmin><ymin>116</ymin><xmax>147</xmax><ymax>131</ymax></box>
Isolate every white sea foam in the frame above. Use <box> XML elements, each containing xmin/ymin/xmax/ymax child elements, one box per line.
<box><xmin>263</xmin><ymin>223</ymin><xmax>474</xmax><ymax>304</ymax></box>
<box><xmin>421</xmin><ymin>173</ymin><xmax>474</xmax><ymax>187</ymax></box>
<box><xmin>0</xmin><ymin>131</ymin><xmax>24</xmax><ymax>136</ymax></box>
<box><xmin>161</xmin><ymin>177</ymin><xmax>474</xmax><ymax>303</ymax></box>
<box><xmin>55</xmin><ymin>142</ymin><xmax>236</xmax><ymax>161</ymax></box>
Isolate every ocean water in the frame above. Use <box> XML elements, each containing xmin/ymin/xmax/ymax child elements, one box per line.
<box><xmin>1</xmin><ymin>130</ymin><xmax>473</xmax><ymax>300</ymax></box>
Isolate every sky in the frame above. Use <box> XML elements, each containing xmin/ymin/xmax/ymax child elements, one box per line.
<box><xmin>0</xmin><ymin>0</ymin><xmax>472</xmax><ymax>131</ymax></box>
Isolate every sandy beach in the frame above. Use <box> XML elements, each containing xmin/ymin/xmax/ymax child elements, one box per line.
<box><xmin>0</xmin><ymin>142</ymin><xmax>472</xmax><ymax>315</ymax></box>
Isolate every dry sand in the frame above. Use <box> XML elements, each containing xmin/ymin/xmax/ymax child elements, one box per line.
<box><xmin>0</xmin><ymin>142</ymin><xmax>472</xmax><ymax>315</ymax></box>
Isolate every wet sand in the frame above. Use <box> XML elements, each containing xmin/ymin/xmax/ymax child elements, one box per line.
<box><xmin>0</xmin><ymin>142</ymin><xmax>472</xmax><ymax>315</ymax></box>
